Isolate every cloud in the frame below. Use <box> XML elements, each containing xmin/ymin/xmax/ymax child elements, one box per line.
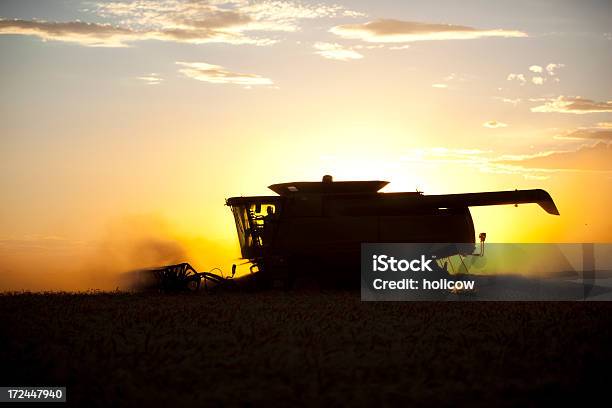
<box><xmin>176</xmin><ymin>61</ymin><xmax>273</xmax><ymax>86</ymax></box>
<box><xmin>430</xmin><ymin>72</ymin><xmax>468</xmax><ymax>89</ymax></box>
<box><xmin>313</xmin><ymin>42</ymin><xmax>363</xmax><ymax>61</ymax></box>
<box><xmin>95</xmin><ymin>0</ymin><xmax>358</xmax><ymax>32</ymax></box>
<box><xmin>137</xmin><ymin>73</ymin><xmax>163</xmax><ymax>85</ymax></box>
<box><xmin>507</xmin><ymin>63</ymin><xmax>564</xmax><ymax>87</ymax></box>
<box><xmin>507</xmin><ymin>73</ymin><xmax>526</xmax><ymax>84</ymax></box>
<box><xmin>0</xmin><ymin>1</ymin><xmax>364</xmax><ymax>47</ymax></box>
<box><xmin>399</xmin><ymin>147</ymin><xmax>551</xmax><ymax>179</ymax></box>
<box><xmin>483</xmin><ymin>120</ymin><xmax>508</xmax><ymax>128</ymax></box>
<box><xmin>451</xmin><ymin>73</ymin><xmax>468</xmax><ymax>81</ymax></box>
<box><xmin>353</xmin><ymin>44</ymin><xmax>385</xmax><ymax>50</ymax></box>
<box><xmin>529</xmin><ymin>65</ymin><xmax>542</xmax><ymax>73</ymax></box>
<box><xmin>329</xmin><ymin>19</ymin><xmax>526</xmax><ymax>43</ymax></box>
<box><xmin>494</xmin><ymin>97</ymin><xmax>521</xmax><ymax>106</ymax></box>
<box><xmin>557</xmin><ymin>123</ymin><xmax>612</xmax><ymax>141</ymax></box>
<box><xmin>0</xmin><ymin>18</ymin><xmax>141</xmax><ymax>47</ymax></box>
<box><xmin>0</xmin><ymin>17</ymin><xmax>272</xmax><ymax>46</ymax></box>
<box><xmin>497</xmin><ymin>142</ymin><xmax>612</xmax><ymax>171</ymax></box>
<box><xmin>531</xmin><ymin>96</ymin><xmax>612</xmax><ymax>114</ymax></box>
<box><xmin>545</xmin><ymin>63</ymin><xmax>564</xmax><ymax>75</ymax></box>
<box><xmin>566</xmin><ymin>129</ymin><xmax>612</xmax><ymax>141</ymax></box>
<box><xmin>401</xmin><ymin>143</ymin><xmax>612</xmax><ymax>179</ymax></box>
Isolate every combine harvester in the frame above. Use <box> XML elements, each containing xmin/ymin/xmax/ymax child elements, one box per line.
<box><xmin>144</xmin><ymin>175</ymin><xmax>559</xmax><ymax>291</ymax></box>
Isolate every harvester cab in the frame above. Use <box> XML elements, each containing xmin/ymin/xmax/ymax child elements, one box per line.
<box><xmin>228</xmin><ymin>197</ymin><xmax>283</xmax><ymax>259</ymax></box>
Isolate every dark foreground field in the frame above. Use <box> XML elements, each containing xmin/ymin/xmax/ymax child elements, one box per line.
<box><xmin>1</xmin><ymin>292</ymin><xmax>611</xmax><ymax>407</ymax></box>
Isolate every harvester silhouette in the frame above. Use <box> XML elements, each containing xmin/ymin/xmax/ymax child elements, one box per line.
<box><xmin>149</xmin><ymin>175</ymin><xmax>559</xmax><ymax>291</ymax></box>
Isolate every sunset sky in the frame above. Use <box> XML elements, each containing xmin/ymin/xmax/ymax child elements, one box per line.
<box><xmin>1</xmin><ymin>0</ymin><xmax>611</xmax><ymax>289</ymax></box>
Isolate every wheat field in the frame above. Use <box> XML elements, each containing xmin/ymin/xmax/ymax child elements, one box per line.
<box><xmin>1</xmin><ymin>292</ymin><xmax>611</xmax><ymax>406</ymax></box>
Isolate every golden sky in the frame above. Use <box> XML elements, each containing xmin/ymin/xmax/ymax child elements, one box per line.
<box><xmin>0</xmin><ymin>0</ymin><xmax>611</xmax><ymax>290</ymax></box>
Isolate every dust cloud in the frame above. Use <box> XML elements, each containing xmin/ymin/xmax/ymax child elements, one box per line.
<box><xmin>0</xmin><ymin>215</ymin><xmax>237</xmax><ymax>292</ymax></box>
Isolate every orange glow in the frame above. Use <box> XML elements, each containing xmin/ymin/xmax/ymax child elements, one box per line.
<box><xmin>1</xmin><ymin>1</ymin><xmax>611</xmax><ymax>290</ymax></box>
